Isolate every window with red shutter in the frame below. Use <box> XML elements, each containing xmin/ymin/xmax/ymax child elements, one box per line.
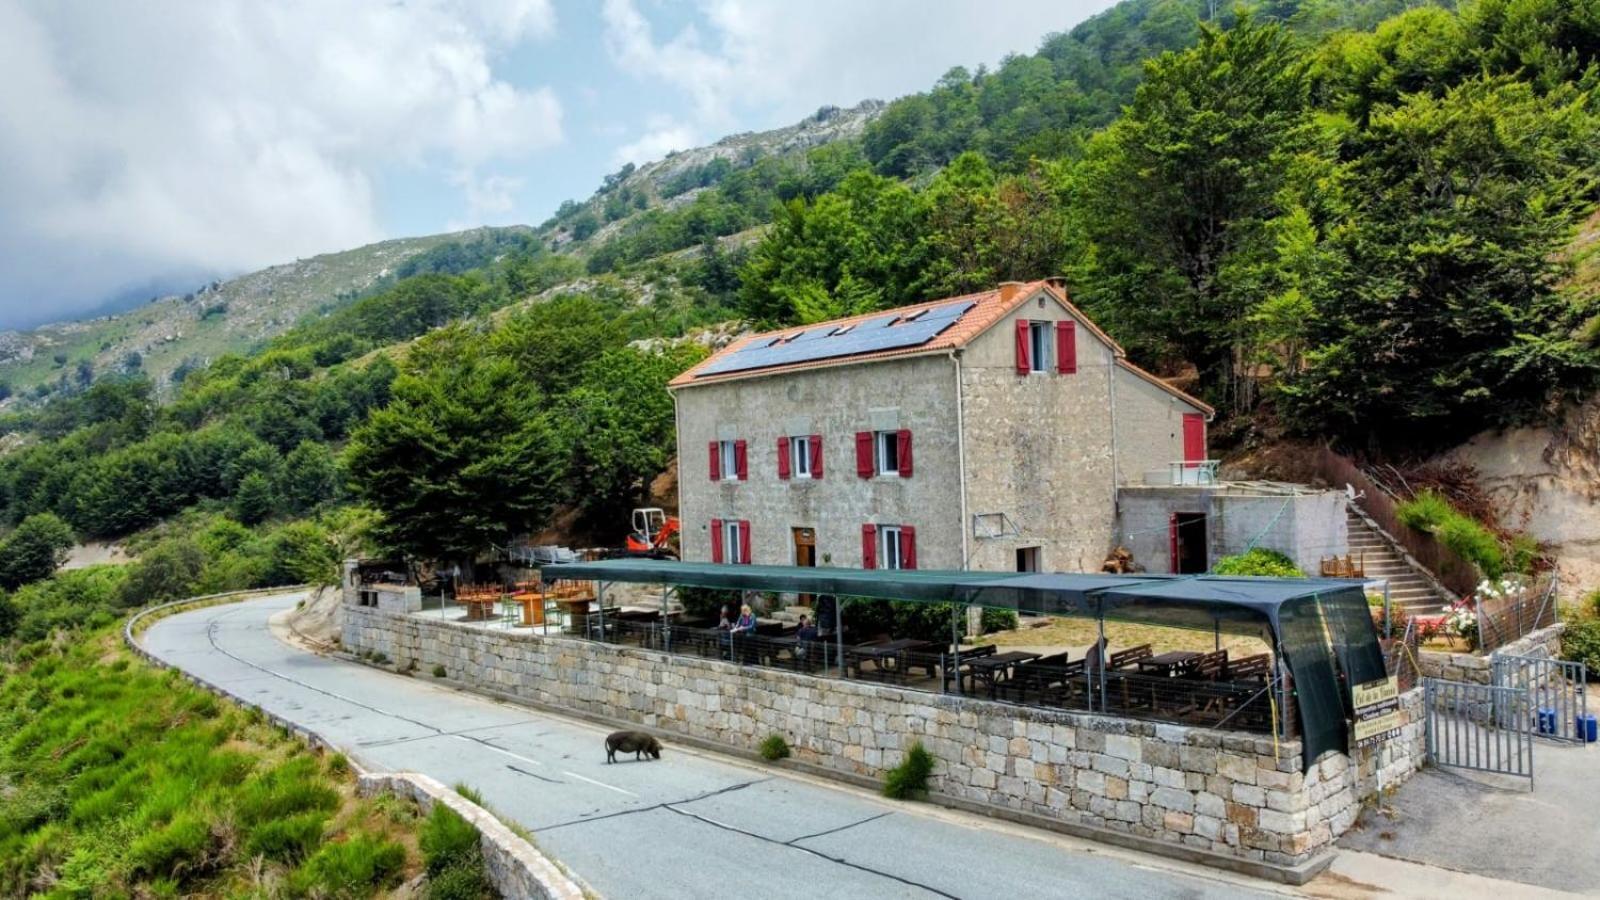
<box><xmin>897</xmin><ymin>429</ymin><xmax>913</xmax><ymax>477</ymax></box>
<box><xmin>1015</xmin><ymin>319</ymin><xmax>1031</xmax><ymax>374</ymax></box>
<box><xmin>855</xmin><ymin>431</ymin><xmax>874</xmax><ymax>478</ymax></box>
<box><xmin>710</xmin><ymin>519</ymin><xmax>724</xmax><ymax>563</ymax></box>
<box><xmin>708</xmin><ymin>441</ymin><xmax>721</xmax><ymax>481</ymax></box>
<box><xmin>739</xmin><ymin>520</ymin><xmax>752</xmax><ymax>564</ymax></box>
<box><xmin>901</xmin><ymin>525</ymin><xmax>917</xmax><ymax>570</ymax></box>
<box><xmin>1056</xmin><ymin>320</ymin><xmax>1077</xmax><ymax>374</ymax></box>
<box><xmin>734</xmin><ymin>440</ymin><xmax>748</xmax><ymax>480</ymax></box>
<box><xmin>810</xmin><ymin>434</ymin><xmax>823</xmax><ymax>478</ymax></box>
<box><xmin>776</xmin><ymin>436</ymin><xmax>790</xmax><ymax>480</ymax></box>
<box><xmin>861</xmin><ymin>524</ymin><xmax>877</xmax><ymax>570</ymax></box>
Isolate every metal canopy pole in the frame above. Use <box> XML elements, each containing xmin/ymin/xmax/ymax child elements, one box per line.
<box><xmin>1214</xmin><ymin>618</ymin><xmax>1221</xmax><ymax>653</ymax></box>
<box><xmin>661</xmin><ymin>584</ymin><xmax>671</xmax><ymax>652</ymax></box>
<box><xmin>835</xmin><ymin>597</ymin><xmax>845</xmax><ymax>679</ymax></box>
<box><xmin>596</xmin><ymin>581</ymin><xmax>606</xmax><ymax>642</ymax></box>
<box><xmin>950</xmin><ymin>602</ymin><xmax>962</xmax><ymax>695</ymax></box>
<box><xmin>1097</xmin><ymin>614</ymin><xmax>1107</xmax><ymax>713</ymax></box>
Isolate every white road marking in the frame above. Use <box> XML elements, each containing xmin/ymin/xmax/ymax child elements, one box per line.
<box><xmin>562</xmin><ymin>770</ymin><xmax>637</xmax><ymax>796</ymax></box>
<box><xmin>453</xmin><ymin>735</ymin><xmax>546</xmax><ymax>767</ymax></box>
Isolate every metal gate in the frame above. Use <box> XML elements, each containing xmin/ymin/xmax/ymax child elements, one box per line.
<box><xmin>1423</xmin><ymin>677</ymin><xmax>1535</xmax><ymax>784</ymax></box>
<box><xmin>1492</xmin><ymin>651</ymin><xmax>1589</xmax><ymax>744</ymax></box>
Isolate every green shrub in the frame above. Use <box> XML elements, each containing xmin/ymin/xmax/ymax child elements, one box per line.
<box><xmin>126</xmin><ymin>811</ymin><xmax>213</xmax><ymax>878</ymax></box>
<box><xmin>420</xmin><ymin>804</ymin><xmax>480</xmax><ymax>877</ymax></box>
<box><xmin>1396</xmin><ymin>490</ymin><xmax>1453</xmax><ymax>532</ymax></box>
<box><xmin>289</xmin><ymin>834</ymin><xmax>405</xmax><ymax>896</ymax></box>
<box><xmin>1586</xmin><ymin>589</ymin><xmax>1600</xmax><ymax>619</ymax></box>
<box><xmin>371</xmin><ymin>651</ymin><xmax>389</xmax><ymax>665</ymax></box>
<box><xmin>1396</xmin><ymin>490</ymin><xmax>1505</xmax><ymax>578</ymax></box>
<box><xmin>1211</xmin><ymin>548</ymin><xmax>1304</xmax><ymax>577</ymax></box>
<box><xmin>882</xmin><ymin>742</ymin><xmax>935</xmax><ymax>800</ymax></box>
<box><xmin>1509</xmin><ymin>534</ymin><xmax>1542</xmax><ymax>575</ymax></box>
<box><xmin>426</xmin><ymin>861</ymin><xmax>495</xmax><ymax>900</ymax></box>
<box><xmin>758</xmin><ymin>734</ymin><xmax>791</xmax><ymax>761</ymax></box>
<box><xmin>1560</xmin><ymin>617</ymin><xmax>1600</xmax><ymax>677</ymax></box>
<box><xmin>326</xmin><ymin>753</ymin><xmax>349</xmax><ymax>775</ymax></box>
<box><xmin>1437</xmin><ymin>516</ymin><xmax>1504</xmax><ymax>578</ymax></box>
<box><xmin>245</xmin><ymin>810</ymin><xmax>328</xmax><ymax>862</ymax></box>
<box><xmin>432</xmin><ymin>664</ymin><xmax>447</xmax><ymax>678</ymax></box>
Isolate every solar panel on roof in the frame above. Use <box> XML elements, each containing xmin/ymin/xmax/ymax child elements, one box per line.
<box><xmin>694</xmin><ymin>300</ymin><xmax>979</xmax><ymax>377</ymax></box>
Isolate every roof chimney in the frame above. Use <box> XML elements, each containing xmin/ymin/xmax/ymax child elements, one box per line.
<box><xmin>1045</xmin><ymin>275</ymin><xmax>1069</xmax><ymax>294</ymax></box>
<box><xmin>997</xmin><ymin>281</ymin><xmax>1025</xmax><ymax>304</ymax></box>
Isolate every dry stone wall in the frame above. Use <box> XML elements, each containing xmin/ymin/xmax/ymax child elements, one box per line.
<box><xmin>345</xmin><ymin>607</ymin><xmax>1424</xmax><ymax>870</ymax></box>
<box><xmin>1417</xmin><ymin>623</ymin><xmax>1565</xmax><ymax>684</ymax></box>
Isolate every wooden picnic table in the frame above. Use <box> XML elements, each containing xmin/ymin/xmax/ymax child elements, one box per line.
<box><xmin>1136</xmin><ymin>650</ymin><xmax>1202</xmax><ymax>678</ymax></box>
<box><xmin>846</xmin><ymin>638</ymin><xmax>935</xmax><ymax>683</ymax></box>
<box><xmin>966</xmin><ymin>651</ymin><xmax>1040</xmax><ymax>698</ymax></box>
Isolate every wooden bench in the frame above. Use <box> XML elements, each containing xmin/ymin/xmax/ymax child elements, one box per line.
<box><xmin>1005</xmin><ymin>652</ymin><xmax>1070</xmax><ymax>701</ymax></box>
<box><xmin>941</xmin><ymin>645</ymin><xmax>997</xmax><ymax>692</ymax></box>
<box><xmin>1226</xmin><ymin>654</ymin><xmax>1272</xmax><ymax>682</ymax></box>
<box><xmin>1108</xmin><ymin>644</ymin><xmax>1153</xmax><ymax>670</ymax></box>
<box><xmin>1184</xmin><ymin>649</ymin><xmax>1229</xmax><ymax>681</ymax></box>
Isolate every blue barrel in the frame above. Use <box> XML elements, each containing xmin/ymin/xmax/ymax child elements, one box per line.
<box><xmin>1538</xmin><ymin>708</ymin><xmax>1558</xmax><ymax>734</ymax></box>
<box><xmin>1578</xmin><ymin>713</ymin><xmax>1598</xmax><ymax>743</ymax></box>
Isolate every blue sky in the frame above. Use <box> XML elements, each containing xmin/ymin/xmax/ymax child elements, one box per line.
<box><xmin>0</xmin><ymin>0</ymin><xmax>1116</xmax><ymax>328</ymax></box>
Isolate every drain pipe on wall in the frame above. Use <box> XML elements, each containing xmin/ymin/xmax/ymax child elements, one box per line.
<box><xmin>952</xmin><ymin>350</ymin><xmax>970</xmax><ymax>569</ymax></box>
<box><xmin>1107</xmin><ymin>343</ymin><xmax>1121</xmax><ymax>534</ymax></box>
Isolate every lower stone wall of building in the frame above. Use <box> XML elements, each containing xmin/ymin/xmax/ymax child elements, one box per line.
<box><xmin>1417</xmin><ymin>623</ymin><xmax>1566</xmax><ymax>684</ymax></box>
<box><xmin>344</xmin><ymin>607</ymin><xmax>1424</xmax><ymax>869</ymax></box>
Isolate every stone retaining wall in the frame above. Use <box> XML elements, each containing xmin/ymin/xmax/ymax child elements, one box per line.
<box><xmin>1417</xmin><ymin>623</ymin><xmax>1566</xmax><ymax>684</ymax></box>
<box><xmin>360</xmin><ymin>773</ymin><xmax>586</xmax><ymax>900</ymax></box>
<box><xmin>345</xmin><ymin>607</ymin><xmax>1425</xmax><ymax>871</ymax></box>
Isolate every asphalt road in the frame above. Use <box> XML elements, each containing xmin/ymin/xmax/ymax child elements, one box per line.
<box><xmin>143</xmin><ymin>593</ymin><xmax>1288</xmax><ymax>900</ymax></box>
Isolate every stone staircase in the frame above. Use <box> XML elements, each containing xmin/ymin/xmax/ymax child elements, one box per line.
<box><xmin>1345</xmin><ymin>507</ymin><xmax>1455</xmax><ymax>615</ymax></box>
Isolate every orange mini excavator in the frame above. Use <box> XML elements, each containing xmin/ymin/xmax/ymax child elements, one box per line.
<box><xmin>622</xmin><ymin>507</ymin><xmax>680</xmax><ymax>559</ymax></box>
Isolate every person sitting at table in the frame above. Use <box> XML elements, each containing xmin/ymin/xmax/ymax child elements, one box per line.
<box><xmin>795</xmin><ymin>614</ymin><xmax>817</xmax><ymax>642</ymax></box>
<box><xmin>718</xmin><ymin>604</ymin><xmax>736</xmax><ymax>630</ymax></box>
<box><xmin>732</xmin><ymin>604</ymin><xmax>757</xmax><ymax>634</ymax></box>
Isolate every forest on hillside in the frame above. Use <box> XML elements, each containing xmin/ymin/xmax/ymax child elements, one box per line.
<box><xmin>0</xmin><ymin>0</ymin><xmax>1595</xmax><ymax>633</ymax></box>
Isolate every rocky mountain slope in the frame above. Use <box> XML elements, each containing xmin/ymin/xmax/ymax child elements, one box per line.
<box><xmin>0</xmin><ymin>226</ymin><xmax>528</xmax><ymax>398</ymax></box>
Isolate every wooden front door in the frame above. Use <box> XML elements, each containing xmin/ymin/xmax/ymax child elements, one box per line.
<box><xmin>793</xmin><ymin>528</ymin><xmax>816</xmax><ymax>604</ymax></box>
<box><xmin>1182</xmin><ymin>413</ymin><xmax>1206</xmax><ymax>465</ymax></box>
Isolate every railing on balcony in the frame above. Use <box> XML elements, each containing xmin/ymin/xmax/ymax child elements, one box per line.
<box><xmin>1310</xmin><ymin>446</ymin><xmax>1479</xmax><ymax>599</ymax></box>
<box><xmin>1163</xmin><ymin>459</ymin><xmax>1220</xmax><ymax>485</ymax></box>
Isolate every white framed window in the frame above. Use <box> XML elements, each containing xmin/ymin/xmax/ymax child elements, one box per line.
<box><xmin>1028</xmin><ymin>321</ymin><xmax>1051</xmax><ymax>373</ymax></box>
<box><xmin>724</xmin><ymin>520</ymin><xmax>744</xmax><ymax>564</ymax></box>
<box><xmin>791</xmin><ymin>436</ymin><xmax>813</xmax><ymax>478</ymax></box>
<box><xmin>718</xmin><ymin>440</ymin><xmax>737</xmax><ymax>477</ymax></box>
<box><xmin>874</xmin><ymin>430</ymin><xmax>900</xmax><ymax>475</ymax></box>
<box><xmin>879</xmin><ymin>525</ymin><xmax>904</xmax><ymax>570</ymax></box>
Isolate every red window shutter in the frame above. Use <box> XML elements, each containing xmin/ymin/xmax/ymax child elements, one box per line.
<box><xmin>739</xmin><ymin>520</ymin><xmax>752</xmax><ymax>564</ymax></box>
<box><xmin>861</xmin><ymin>524</ymin><xmax>877</xmax><ymax>570</ymax></box>
<box><xmin>897</xmin><ymin>429</ymin><xmax>913</xmax><ymax>477</ymax></box>
<box><xmin>1015</xmin><ymin>319</ymin><xmax>1031</xmax><ymax>374</ymax></box>
<box><xmin>1056</xmin><ymin>320</ymin><xmax>1077</xmax><ymax>374</ymax></box>
<box><xmin>810</xmin><ymin>434</ymin><xmax>823</xmax><ymax>479</ymax></box>
<box><xmin>708</xmin><ymin>441</ymin><xmax>721</xmax><ymax>481</ymax></box>
<box><xmin>711</xmin><ymin>519</ymin><xmax>724</xmax><ymax>563</ymax></box>
<box><xmin>901</xmin><ymin>525</ymin><xmax>917</xmax><ymax>570</ymax></box>
<box><xmin>855</xmin><ymin>431</ymin><xmax>874</xmax><ymax>478</ymax></box>
<box><xmin>734</xmin><ymin>440</ymin><xmax>748</xmax><ymax>480</ymax></box>
<box><xmin>776</xmin><ymin>436</ymin><xmax>791</xmax><ymax>480</ymax></box>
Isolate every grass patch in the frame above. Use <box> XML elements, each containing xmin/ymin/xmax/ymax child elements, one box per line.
<box><xmin>883</xmin><ymin>742</ymin><xmax>935</xmax><ymax>800</ymax></box>
<box><xmin>1397</xmin><ymin>489</ymin><xmax>1506</xmax><ymax>577</ymax></box>
<box><xmin>0</xmin><ymin>626</ymin><xmax>442</xmax><ymax>897</ymax></box>
<box><xmin>758</xmin><ymin>734</ymin><xmax>791</xmax><ymax>761</ymax></box>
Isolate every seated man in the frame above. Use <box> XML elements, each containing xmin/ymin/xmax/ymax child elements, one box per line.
<box><xmin>795</xmin><ymin>614</ymin><xmax>818</xmax><ymax>642</ymax></box>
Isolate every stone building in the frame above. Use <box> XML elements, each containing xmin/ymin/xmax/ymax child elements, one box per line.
<box><xmin>669</xmin><ymin>279</ymin><xmax>1217</xmax><ymax>574</ymax></box>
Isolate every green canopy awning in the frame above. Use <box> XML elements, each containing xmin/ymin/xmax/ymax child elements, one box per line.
<box><xmin>541</xmin><ymin>559</ymin><xmax>1385</xmax><ymax>765</ymax></box>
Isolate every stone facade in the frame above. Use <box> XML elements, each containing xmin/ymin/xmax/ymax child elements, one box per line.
<box><xmin>672</xmin><ymin>282</ymin><xmax>1211</xmax><ymax>573</ymax></box>
<box><xmin>345</xmin><ymin>607</ymin><xmax>1426</xmax><ymax>870</ymax></box>
<box><xmin>1417</xmin><ymin>623</ymin><xmax>1566</xmax><ymax>684</ymax></box>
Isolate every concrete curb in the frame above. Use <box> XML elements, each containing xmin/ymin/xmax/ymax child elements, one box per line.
<box><xmin>338</xmin><ymin>648</ymin><xmax>1334</xmax><ymax>886</ymax></box>
<box><xmin>124</xmin><ymin>589</ymin><xmax>593</xmax><ymax>900</ymax></box>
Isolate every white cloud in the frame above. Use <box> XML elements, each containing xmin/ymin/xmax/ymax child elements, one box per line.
<box><xmin>613</xmin><ymin>117</ymin><xmax>700</xmax><ymax>166</ymax></box>
<box><xmin>0</xmin><ymin>0</ymin><xmax>562</xmax><ymax>323</ymax></box>
<box><xmin>600</xmin><ymin>0</ymin><xmax>1117</xmax><ymax>130</ymax></box>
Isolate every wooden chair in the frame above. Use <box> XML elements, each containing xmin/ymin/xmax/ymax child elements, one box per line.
<box><xmin>1184</xmin><ymin>650</ymin><xmax>1229</xmax><ymax>681</ymax></box>
<box><xmin>941</xmin><ymin>645</ymin><xmax>997</xmax><ymax>692</ymax></box>
<box><xmin>1226</xmin><ymin>654</ymin><xmax>1272</xmax><ymax>682</ymax></box>
<box><xmin>1108</xmin><ymin>644</ymin><xmax>1153</xmax><ymax>670</ymax></box>
<box><xmin>1006</xmin><ymin>652</ymin><xmax>1070</xmax><ymax>702</ymax></box>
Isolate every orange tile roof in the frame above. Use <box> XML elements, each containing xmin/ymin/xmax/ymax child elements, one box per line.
<box><xmin>668</xmin><ymin>280</ymin><xmax>1212</xmax><ymax>417</ymax></box>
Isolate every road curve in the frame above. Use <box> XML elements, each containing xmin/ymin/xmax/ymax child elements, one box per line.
<box><xmin>142</xmin><ymin>593</ymin><xmax>1286</xmax><ymax>900</ymax></box>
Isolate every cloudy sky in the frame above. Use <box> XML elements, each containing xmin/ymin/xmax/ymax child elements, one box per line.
<box><xmin>0</xmin><ymin>0</ymin><xmax>1115</xmax><ymax>329</ymax></box>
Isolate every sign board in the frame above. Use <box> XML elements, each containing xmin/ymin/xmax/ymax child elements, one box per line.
<box><xmin>1352</xmin><ymin>675</ymin><xmax>1402</xmax><ymax>748</ymax></box>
